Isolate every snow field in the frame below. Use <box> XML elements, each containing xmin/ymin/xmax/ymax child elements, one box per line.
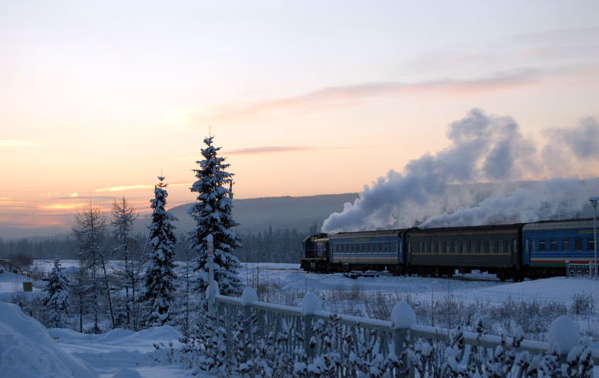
<box><xmin>2</xmin><ymin>262</ymin><xmax>598</xmax><ymax>377</ymax></box>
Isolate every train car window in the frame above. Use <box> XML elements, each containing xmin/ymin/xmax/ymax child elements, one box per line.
<box><xmin>512</xmin><ymin>240</ymin><xmax>517</xmax><ymax>253</ymax></box>
<box><xmin>589</xmin><ymin>238</ymin><xmax>595</xmax><ymax>252</ymax></box>
<box><xmin>471</xmin><ymin>240</ymin><xmax>476</xmax><ymax>253</ymax></box>
<box><xmin>539</xmin><ymin>239</ymin><xmax>546</xmax><ymax>251</ymax></box>
<box><xmin>489</xmin><ymin>241</ymin><xmax>494</xmax><ymax>253</ymax></box>
<box><xmin>532</xmin><ymin>239</ymin><xmax>536</xmax><ymax>252</ymax></box>
<box><xmin>563</xmin><ymin>238</ymin><xmax>569</xmax><ymax>251</ymax></box>
<box><xmin>575</xmin><ymin>237</ymin><xmax>582</xmax><ymax>251</ymax></box>
<box><xmin>550</xmin><ymin>239</ymin><xmax>557</xmax><ymax>251</ymax></box>
<box><xmin>498</xmin><ymin>241</ymin><xmax>504</xmax><ymax>253</ymax></box>
<box><xmin>408</xmin><ymin>242</ymin><xmax>411</xmax><ymax>253</ymax></box>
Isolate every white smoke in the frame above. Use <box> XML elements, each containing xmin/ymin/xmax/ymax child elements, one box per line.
<box><xmin>322</xmin><ymin>109</ymin><xmax>599</xmax><ymax>232</ymax></box>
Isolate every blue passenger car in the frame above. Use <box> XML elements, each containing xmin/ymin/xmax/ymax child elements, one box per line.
<box><xmin>522</xmin><ymin>219</ymin><xmax>595</xmax><ymax>277</ymax></box>
<box><xmin>329</xmin><ymin>229</ymin><xmax>404</xmax><ymax>273</ymax></box>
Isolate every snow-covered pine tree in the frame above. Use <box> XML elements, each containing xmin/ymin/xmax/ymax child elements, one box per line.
<box><xmin>141</xmin><ymin>176</ymin><xmax>178</xmax><ymax>327</ymax></box>
<box><xmin>189</xmin><ymin>135</ymin><xmax>242</xmax><ymax>296</ymax></box>
<box><xmin>42</xmin><ymin>257</ymin><xmax>69</xmax><ymax>328</ymax></box>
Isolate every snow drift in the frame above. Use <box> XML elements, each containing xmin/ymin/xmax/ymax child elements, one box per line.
<box><xmin>323</xmin><ymin>109</ymin><xmax>599</xmax><ymax>232</ymax></box>
<box><xmin>0</xmin><ymin>302</ymin><xmax>98</xmax><ymax>378</ymax></box>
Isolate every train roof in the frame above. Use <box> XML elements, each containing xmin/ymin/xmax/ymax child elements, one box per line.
<box><xmin>522</xmin><ymin>218</ymin><xmax>593</xmax><ymax>231</ymax></box>
<box><xmin>408</xmin><ymin>223</ymin><xmax>524</xmax><ymax>237</ymax></box>
<box><xmin>329</xmin><ymin>228</ymin><xmax>406</xmax><ymax>240</ymax></box>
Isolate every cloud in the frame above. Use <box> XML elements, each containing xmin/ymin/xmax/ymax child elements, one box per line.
<box><xmin>39</xmin><ymin>203</ymin><xmax>88</xmax><ymax>210</ymax></box>
<box><xmin>0</xmin><ymin>140</ymin><xmax>37</xmax><ymax>147</ymax></box>
<box><xmin>408</xmin><ymin>28</ymin><xmax>599</xmax><ymax>75</ymax></box>
<box><xmin>193</xmin><ymin>69</ymin><xmax>540</xmax><ymax>123</ymax></box>
<box><xmin>225</xmin><ymin>146</ymin><xmax>313</xmax><ymax>155</ymax></box>
<box><xmin>95</xmin><ymin>184</ymin><xmax>154</xmax><ymax>192</ymax></box>
<box><xmin>95</xmin><ymin>182</ymin><xmax>191</xmax><ymax>193</ymax></box>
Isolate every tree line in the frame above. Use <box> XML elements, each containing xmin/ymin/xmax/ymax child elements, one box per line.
<box><xmin>0</xmin><ymin>226</ymin><xmax>311</xmax><ymax>264</ymax></box>
<box><xmin>10</xmin><ymin>135</ymin><xmax>310</xmax><ymax>336</ymax></box>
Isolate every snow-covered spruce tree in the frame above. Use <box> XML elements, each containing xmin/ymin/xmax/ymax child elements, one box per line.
<box><xmin>141</xmin><ymin>176</ymin><xmax>178</xmax><ymax>327</ymax></box>
<box><xmin>189</xmin><ymin>135</ymin><xmax>242</xmax><ymax>296</ymax></box>
<box><xmin>112</xmin><ymin>197</ymin><xmax>139</xmax><ymax>329</ymax></box>
<box><xmin>42</xmin><ymin>257</ymin><xmax>70</xmax><ymax>328</ymax></box>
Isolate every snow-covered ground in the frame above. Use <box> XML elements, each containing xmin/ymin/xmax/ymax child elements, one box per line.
<box><xmin>2</xmin><ymin>262</ymin><xmax>598</xmax><ymax>377</ymax></box>
<box><xmin>48</xmin><ymin>326</ymin><xmax>200</xmax><ymax>378</ymax></box>
<box><xmin>237</xmin><ymin>262</ymin><xmax>599</xmax><ymax>307</ymax></box>
<box><xmin>0</xmin><ymin>300</ymin><xmax>206</xmax><ymax>378</ymax></box>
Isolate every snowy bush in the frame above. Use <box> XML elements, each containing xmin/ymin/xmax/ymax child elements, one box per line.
<box><xmin>570</xmin><ymin>293</ymin><xmax>595</xmax><ymax>316</ymax></box>
<box><xmin>167</xmin><ymin>295</ymin><xmax>597</xmax><ymax>378</ymax></box>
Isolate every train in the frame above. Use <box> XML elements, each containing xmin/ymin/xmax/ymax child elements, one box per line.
<box><xmin>301</xmin><ymin>218</ymin><xmax>597</xmax><ymax>281</ymax></box>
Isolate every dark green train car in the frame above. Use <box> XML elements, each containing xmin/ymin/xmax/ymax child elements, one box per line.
<box><xmin>301</xmin><ymin>233</ymin><xmax>330</xmax><ymax>272</ymax></box>
<box><xmin>405</xmin><ymin>223</ymin><xmax>524</xmax><ymax>280</ymax></box>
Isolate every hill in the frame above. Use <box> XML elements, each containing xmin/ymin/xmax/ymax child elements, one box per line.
<box><xmin>168</xmin><ymin>192</ymin><xmax>359</xmax><ymax>234</ymax></box>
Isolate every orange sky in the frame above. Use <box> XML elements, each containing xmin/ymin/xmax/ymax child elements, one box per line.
<box><xmin>1</xmin><ymin>1</ymin><xmax>599</xmax><ymax>235</ymax></box>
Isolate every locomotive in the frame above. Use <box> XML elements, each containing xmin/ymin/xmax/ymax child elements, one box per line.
<box><xmin>301</xmin><ymin>218</ymin><xmax>596</xmax><ymax>280</ymax></box>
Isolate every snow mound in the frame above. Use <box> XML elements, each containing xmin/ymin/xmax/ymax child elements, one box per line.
<box><xmin>391</xmin><ymin>301</ymin><xmax>417</xmax><ymax>328</ymax></box>
<box><xmin>548</xmin><ymin>315</ymin><xmax>580</xmax><ymax>353</ymax></box>
<box><xmin>97</xmin><ymin>328</ymin><xmax>136</xmax><ymax>343</ymax></box>
<box><xmin>0</xmin><ymin>302</ymin><xmax>97</xmax><ymax>378</ymax></box>
<box><xmin>126</xmin><ymin>325</ymin><xmax>183</xmax><ymax>345</ymax></box>
<box><xmin>112</xmin><ymin>367</ymin><xmax>142</xmax><ymax>378</ymax></box>
<box><xmin>301</xmin><ymin>292</ymin><xmax>322</xmax><ymax>315</ymax></box>
<box><xmin>241</xmin><ymin>287</ymin><xmax>258</xmax><ymax>305</ymax></box>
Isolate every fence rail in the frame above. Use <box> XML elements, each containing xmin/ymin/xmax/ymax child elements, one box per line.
<box><xmin>213</xmin><ymin>287</ymin><xmax>598</xmax><ymax>376</ymax></box>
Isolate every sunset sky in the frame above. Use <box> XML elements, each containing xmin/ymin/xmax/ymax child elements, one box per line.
<box><xmin>1</xmin><ymin>1</ymin><xmax>599</xmax><ymax>236</ymax></box>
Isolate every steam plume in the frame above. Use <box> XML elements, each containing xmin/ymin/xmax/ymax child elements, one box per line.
<box><xmin>322</xmin><ymin>109</ymin><xmax>599</xmax><ymax>233</ymax></box>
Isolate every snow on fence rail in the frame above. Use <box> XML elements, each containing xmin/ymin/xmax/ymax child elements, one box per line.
<box><xmin>213</xmin><ymin>287</ymin><xmax>598</xmax><ymax>377</ymax></box>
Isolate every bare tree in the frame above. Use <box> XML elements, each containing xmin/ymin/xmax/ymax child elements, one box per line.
<box><xmin>73</xmin><ymin>205</ymin><xmax>115</xmax><ymax>332</ymax></box>
<box><xmin>112</xmin><ymin>197</ymin><xmax>139</xmax><ymax>329</ymax></box>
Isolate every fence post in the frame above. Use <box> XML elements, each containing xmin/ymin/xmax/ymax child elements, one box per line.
<box><xmin>391</xmin><ymin>302</ymin><xmax>417</xmax><ymax>377</ymax></box>
<box><xmin>301</xmin><ymin>292</ymin><xmax>322</xmax><ymax>359</ymax></box>
<box><xmin>241</xmin><ymin>287</ymin><xmax>258</xmax><ymax>360</ymax></box>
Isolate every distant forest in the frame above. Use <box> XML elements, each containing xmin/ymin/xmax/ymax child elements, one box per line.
<box><xmin>0</xmin><ymin>225</ymin><xmax>315</xmax><ymax>265</ymax></box>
